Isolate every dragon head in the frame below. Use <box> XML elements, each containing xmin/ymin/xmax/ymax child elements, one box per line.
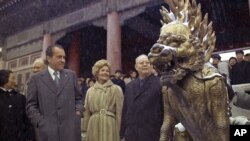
<box><xmin>148</xmin><ymin>0</ymin><xmax>216</xmax><ymax>84</ymax></box>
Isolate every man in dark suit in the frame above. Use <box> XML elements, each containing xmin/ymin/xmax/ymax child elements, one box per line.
<box><xmin>231</xmin><ymin>50</ymin><xmax>250</xmax><ymax>85</ymax></box>
<box><xmin>111</xmin><ymin>70</ymin><xmax>126</xmax><ymax>93</ymax></box>
<box><xmin>120</xmin><ymin>54</ymin><xmax>163</xmax><ymax>141</ymax></box>
<box><xmin>26</xmin><ymin>45</ymin><xmax>83</xmax><ymax>141</ymax></box>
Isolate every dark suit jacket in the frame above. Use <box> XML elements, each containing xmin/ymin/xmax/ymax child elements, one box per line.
<box><xmin>26</xmin><ymin>69</ymin><xmax>83</xmax><ymax>141</ymax></box>
<box><xmin>120</xmin><ymin>74</ymin><xmax>163</xmax><ymax>141</ymax></box>
<box><xmin>231</xmin><ymin>61</ymin><xmax>250</xmax><ymax>84</ymax></box>
<box><xmin>111</xmin><ymin>78</ymin><xmax>126</xmax><ymax>93</ymax></box>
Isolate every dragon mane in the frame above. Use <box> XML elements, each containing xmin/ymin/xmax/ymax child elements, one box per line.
<box><xmin>159</xmin><ymin>0</ymin><xmax>216</xmax><ymax>62</ymax></box>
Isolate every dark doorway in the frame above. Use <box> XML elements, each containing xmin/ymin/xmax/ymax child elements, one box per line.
<box><xmin>57</xmin><ymin>25</ymin><xmax>107</xmax><ymax>77</ymax></box>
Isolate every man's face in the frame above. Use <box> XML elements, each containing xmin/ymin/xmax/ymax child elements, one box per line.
<box><xmin>229</xmin><ymin>59</ymin><xmax>237</xmax><ymax>66</ymax></box>
<box><xmin>130</xmin><ymin>71</ymin><xmax>137</xmax><ymax>78</ymax></box>
<box><xmin>77</xmin><ymin>80</ymin><xmax>83</xmax><ymax>86</ymax></box>
<box><xmin>47</xmin><ymin>47</ymin><xmax>66</xmax><ymax>71</ymax></box>
<box><xmin>236</xmin><ymin>53</ymin><xmax>244</xmax><ymax>62</ymax></box>
<box><xmin>33</xmin><ymin>62</ymin><xmax>45</xmax><ymax>73</ymax></box>
<box><xmin>115</xmin><ymin>72</ymin><xmax>122</xmax><ymax>79</ymax></box>
<box><xmin>89</xmin><ymin>81</ymin><xmax>95</xmax><ymax>87</ymax></box>
<box><xmin>212</xmin><ymin>58</ymin><xmax>220</xmax><ymax>65</ymax></box>
<box><xmin>244</xmin><ymin>55</ymin><xmax>250</xmax><ymax>62</ymax></box>
<box><xmin>4</xmin><ymin>73</ymin><xmax>16</xmax><ymax>89</ymax></box>
<box><xmin>135</xmin><ymin>56</ymin><xmax>152</xmax><ymax>77</ymax></box>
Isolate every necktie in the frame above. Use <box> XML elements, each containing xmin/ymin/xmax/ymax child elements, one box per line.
<box><xmin>54</xmin><ymin>71</ymin><xmax>60</xmax><ymax>86</ymax></box>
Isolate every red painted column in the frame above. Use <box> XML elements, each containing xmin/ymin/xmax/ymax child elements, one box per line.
<box><xmin>107</xmin><ymin>11</ymin><xmax>122</xmax><ymax>74</ymax></box>
<box><xmin>67</xmin><ymin>32</ymin><xmax>80</xmax><ymax>76</ymax></box>
<box><xmin>41</xmin><ymin>34</ymin><xmax>53</xmax><ymax>60</ymax></box>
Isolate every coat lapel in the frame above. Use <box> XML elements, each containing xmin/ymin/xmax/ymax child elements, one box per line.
<box><xmin>132</xmin><ymin>79</ymin><xmax>140</xmax><ymax>100</ymax></box>
<box><xmin>57</xmin><ymin>70</ymin><xmax>69</xmax><ymax>95</ymax></box>
<box><xmin>40</xmin><ymin>69</ymin><xmax>57</xmax><ymax>94</ymax></box>
<box><xmin>133</xmin><ymin>75</ymin><xmax>153</xmax><ymax>101</ymax></box>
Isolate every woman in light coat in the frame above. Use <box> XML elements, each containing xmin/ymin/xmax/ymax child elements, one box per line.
<box><xmin>83</xmin><ymin>59</ymin><xmax>123</xmax><ymax>141</ymax></box>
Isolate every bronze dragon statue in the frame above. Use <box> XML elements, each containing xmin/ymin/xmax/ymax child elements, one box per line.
<box><xmin>148</xmin><ymin>0</ymin><xmax>230</xmax><ymax>141</ymax></box>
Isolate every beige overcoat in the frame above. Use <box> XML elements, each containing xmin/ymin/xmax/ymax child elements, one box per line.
<box><xmin>83</xmin><ymin>80</ymin><xmax>123</xmax><ymax>141</ymax></box>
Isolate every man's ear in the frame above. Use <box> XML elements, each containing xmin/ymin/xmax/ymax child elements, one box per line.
<box><xmin>134</xmin><ymin>64</ymin><xmax>138</xmax><ymax>71</ymax></box>
<box><xmin>46</xmin><ymin>56</ymin><xmax>51</xmax><ymax>63</ymax></box>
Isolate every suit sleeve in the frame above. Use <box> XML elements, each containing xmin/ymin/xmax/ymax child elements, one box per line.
<box><xmin>22</xmin><ymin>96</ymin><xmax>35</xmax><ymax>140</ymax></box>
<box><xmin>120</xmin><ymin>86</ymin><xmax>128</xmax><ymax>138</ymax></box>
<box><xmin>26</xmin><ymin>75</ymin><xmax>43</xmax><ymax>127</ymax></box>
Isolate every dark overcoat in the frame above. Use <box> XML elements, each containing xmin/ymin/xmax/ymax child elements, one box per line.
<box><xmin>26</xmin><ymin>69</ymin><xmax>83</xmax><ymax>141</ymax></box>
<box><xmin>120</xmin><ymin>74</ymin><xmax>163</xmax><ymax>141</ymax></box>
<box><xmin>0</xmin><ymin>89</ymin><xmax>35</xmax><ymax>141</ymax></box>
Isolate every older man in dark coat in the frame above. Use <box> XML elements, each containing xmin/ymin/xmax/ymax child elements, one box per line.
<box><xmin>26</xmin><ymin>45</ymin><xmax>83</xmax><ymax>141</ymax></box>
<box><xmin>120</xmin><ymin>54</ymin><xmax>163</xmax><ymax>141</ymax></box>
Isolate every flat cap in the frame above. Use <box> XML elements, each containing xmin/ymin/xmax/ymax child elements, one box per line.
<box><xmin>211</xmin><ymin>54</ymin><xmax>221</xmax><ymax>60</ymax></box>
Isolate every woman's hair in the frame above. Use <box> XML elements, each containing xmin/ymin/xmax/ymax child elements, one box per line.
<box><xmin>0</xmin><ymin>69</ymin><xmax>12</xmax><ymax>87</ymax></box>
<box><xmin>229</xmin><ymin>57</ymin><xmax>237</xmax><ymax>62</ymax></box>
<box><xmin>92</xmin><ymin>59</ymin><xmax>111</xmax><ymax>79</ymax></box>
